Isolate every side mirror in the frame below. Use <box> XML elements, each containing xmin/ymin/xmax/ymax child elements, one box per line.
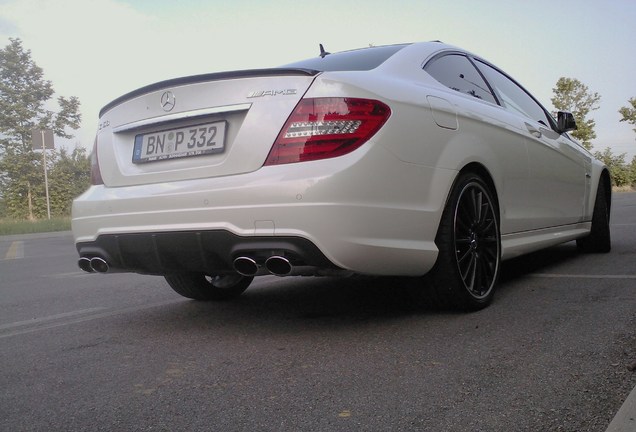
<box><xmin>557</xmin><ymin>111</ymin><xmax>577</xmax><ymax>133</ymax></box>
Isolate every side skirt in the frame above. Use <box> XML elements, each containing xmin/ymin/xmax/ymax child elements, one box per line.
<box><xmin>501</xmin><ymin>222</ymin><xmax>592</xmax><ymax>261</ymax></box>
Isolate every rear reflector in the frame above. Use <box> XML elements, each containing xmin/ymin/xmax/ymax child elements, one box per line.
<box><xmin>264</xmin><ymin>97</ymin><xmax>390</xmax><ymax>165</ymax></box>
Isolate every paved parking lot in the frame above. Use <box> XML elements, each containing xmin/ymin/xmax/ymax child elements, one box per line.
<box><xmin>1</xmin><ymin>193</ymin><xmax>635</xmax><ymax>431</ymax></box>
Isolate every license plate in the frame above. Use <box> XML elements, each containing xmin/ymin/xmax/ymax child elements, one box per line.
<box><xmin>132</xmin><ymin>121</ymin><xmax>227</xmax><ymax>164</ymax></box>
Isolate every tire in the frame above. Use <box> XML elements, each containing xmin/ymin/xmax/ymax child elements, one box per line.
<box><xmin>421</xmin><ymin>172</ymin><xmax>501</xmax><ymax>311</ymax></box>
<box><xmin>576</xmin><ymin>176</ymin><xmax>611</xmax><ymax>253</ymax></box>
<box><xmin>164</xmin><ymin>273</ymin><xmax>253</xmax><ymax>301</ymax></box>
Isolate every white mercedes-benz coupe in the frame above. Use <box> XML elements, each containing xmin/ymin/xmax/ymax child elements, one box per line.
<box><xmin>72</xmin><ymin>41</ymin><xmax>611</xmax><ymax>310</ymax></box>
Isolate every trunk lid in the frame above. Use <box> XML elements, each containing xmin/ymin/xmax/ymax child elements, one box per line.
<box><xmin>96</xmin><ymin>69</ymin><xmax>318</xmax><ymax>187</ymax></box>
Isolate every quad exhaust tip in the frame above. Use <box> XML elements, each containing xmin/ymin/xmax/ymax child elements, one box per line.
<box><xmin>233</xmin><ymin>255</ymin><xmax>294</xmax><ymax>276</ymax></box>
<box><xmin>78</xmin><ymin>257</ymin><xmax>94</xmax><ymax>273</ymax></box>
<box><xmin>90</xmin><ymin>257</ymin><xmax>109</xmax><ymax>273</ymax></box>
<box><xmin>77</xmin><ymin>257</ymin><xmax>110</xmax><ymax>273</ymax></box>
<box><xmin>81</xmin><ymin>254</ymin><xmax>294</xmax><ymax>276</ymax></box>
<box><xmin>233</xmin><ymin>257</ymin><xmax>259</xmax><ymax>277</ymax></box>
<box><xmin>265</xmin><ymin>256</ymin><xmax>292</xmax><ymax>276</ymax></box>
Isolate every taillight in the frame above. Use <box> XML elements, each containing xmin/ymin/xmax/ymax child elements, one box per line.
<box><xmin>264</xmin><ymin>97</ymin><xmax>390</xmax><ymax>165</ymax></box>
<box><xmin>90</xmin><ymin>137</ymin><xmax>104</xmax><ymax>185</ymax></box>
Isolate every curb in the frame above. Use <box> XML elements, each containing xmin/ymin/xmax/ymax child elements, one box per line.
<box><xmin>606</xmin><ymin>384</ymin><xmax>636</xmax><ymax>432</ymax></box>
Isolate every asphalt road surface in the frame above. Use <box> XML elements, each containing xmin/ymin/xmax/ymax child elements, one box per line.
<box><xmin>1</xmin><ymin>193</ymin><xmax>635</xmax><ymax>432</ymax></box>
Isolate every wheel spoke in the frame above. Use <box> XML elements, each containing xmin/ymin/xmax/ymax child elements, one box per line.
<box><xmin>473</xmin><ymin>189</ymin><xmax>483</xmax><ymax>223</ymax></box>
<box><xmin>474</xmin><ymin>254</ymin><xmax>486</xmax><ymax>293</ymax></box>
<box><xmin>457</xmin><ymin>247</ymin><xmax>472</xmax><ymax>268</ymax></box>
<box><xmin>461</xmin><ymin>253</ymin><xmax>477</xmax><ymax>286</ymax></box>
<box><xmin>453</xmin><ymin>181</ymin><xmax>500</xmax><ymax>300</ymax></box>
<box><xmin>477</xmin><ymin>203</ymin><xmax>491</xmax><ymax>229</ymax></box>
<box><xmin>477</xmin><ymin>255</ymin><xmax>493</xmax><ymax>293</ymax></box>
<box><xmin>456</xmin><ymin>220</ymin><xmax>470</xmax><ymax>236</ymax></box>
<box><xmin>456</xmin><ymin>204</ymin><xmax>473</xmax><ymax>232</ymax></box>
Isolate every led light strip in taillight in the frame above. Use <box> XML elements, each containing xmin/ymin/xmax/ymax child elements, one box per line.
<box><xmin>284</xmin><ymin>120</ymin><xmax>363</xmax><ymax>138</ymax></box>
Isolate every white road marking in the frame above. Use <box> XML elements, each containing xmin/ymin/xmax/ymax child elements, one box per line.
<box><xmin>0</xmin><ymin>307</ymin><xmax>108</xmax><ymax>331</ymax></box>
<box><xmin>47</xmin><ymin>272</ymin><xmax>94</xmax><ymax>279</ymax></box>
<box><xmin>531</xmin><ymin>273</ymin><xmax>636</xmax><ymax>279</ymax></box>
<box><xmin>0</xmin><ymin>299</ymin><xmax>184</xmax><ymax>339</ymax></box>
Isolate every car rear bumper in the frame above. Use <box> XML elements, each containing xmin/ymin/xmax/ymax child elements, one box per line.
<box><xmin>72</xmin><ymin>146</ymin><xmax>454</xmax><ymax>276</ymax></box>
<box><xmin>75</xmin><ymin>230</ymin><xmax>342</xmax><ymax>276</ymax></box>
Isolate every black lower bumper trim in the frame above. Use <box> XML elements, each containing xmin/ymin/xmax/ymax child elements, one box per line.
<box><xmin>76</xmin><ymin>230</ymin><xmax>339</xmax><ymax>275</ymax></box>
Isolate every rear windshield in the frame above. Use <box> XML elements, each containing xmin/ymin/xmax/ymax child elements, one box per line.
<box><xmin>283</xmin><ymin>44</ymin><xmax>409</xmax><ymax>72</ymax></box>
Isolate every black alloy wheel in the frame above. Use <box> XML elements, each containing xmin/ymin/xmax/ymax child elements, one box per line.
<box><xmin>420</xmin><ymin>172</ymin><xmax>501</xmax><ymax>311</ymax></box>
<box><xmin>576</xmin><ymin>175</ymin><xmax>611</xmax><ymax>253</ymax></box>
<box><xmin>452</xmin><ymin>179</ymin><xmax>501</xmax><ymax>300</ymax></box>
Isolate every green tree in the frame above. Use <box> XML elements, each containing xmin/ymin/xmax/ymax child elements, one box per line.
<box><xmin>0</xmin><ymin>38</ymin><xmax>82</xmax><ymax>219</ymax></box>
<box><xmin>0</xmin><ymin>149</ymin><xmax>46</xmax><ymax>219</ymax></box>
<box><xmin>48</xmin><ymin>146</ymin><xmax>91</xmax><ymax>216</ymax></box>
<box><xmin>619</xmin><ymin>97</ymin><xmax>636</xmax><ymax>137</ymax></box>
<box><xmin>593</xmin><ymin>147</ymin><xmax>633</xmax><ymax>187</ymax></box>
<box><xmin>551</xmin><ymin>77</ymin><xmax>601</xmax><ymax>150</ymax></box>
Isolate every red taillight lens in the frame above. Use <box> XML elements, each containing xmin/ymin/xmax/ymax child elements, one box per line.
<box><xmin>264</xmin><ymin>97</ymin><xmax>390</xmax><ymax>165</ymax></box>
<box><xmin>90</xmin><ymin>137</ymin><xmax>104</xmax><ymax>185</ymax></box>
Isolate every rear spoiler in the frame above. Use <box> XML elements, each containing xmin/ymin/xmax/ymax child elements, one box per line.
<box><xmin>100</xmin><ymin>68</ymin><xmax>319</xmax><ymax>117</ymax></box>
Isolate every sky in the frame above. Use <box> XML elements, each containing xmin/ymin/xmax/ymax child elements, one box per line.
<box><xmin>1</xmin><ymin>0</ymin><xmax>635</xmax><ymax>159</ymax></box>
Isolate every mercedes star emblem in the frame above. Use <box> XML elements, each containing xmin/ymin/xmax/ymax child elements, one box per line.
<box><xmin>160</xmin><ymin>91</ymin><xmax>176</xmax><ymax>112</ymax></box>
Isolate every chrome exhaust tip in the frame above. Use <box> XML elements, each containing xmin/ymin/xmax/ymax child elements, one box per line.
<box><xmin>78</xmin><ymin>257</ymin><xmax>94</xmax><ymax>273</ymax></box>
<box><xmin>233</xmin><ymin>257</ymin><xmax>259</xmax><ymax>277</ymax></box>
<box><xmin>265</xmin><ymin>256</ymin><xmax>292</xmax><ymax>276</ymax></box>
<box><xmin>90</xmin><ymin>257</ymin><xmax>110</xmax><ymax>273</ymax></box>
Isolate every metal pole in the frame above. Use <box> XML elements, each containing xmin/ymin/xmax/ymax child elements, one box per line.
<box><xmin>41</xmin><ymin>130</ymin><xmax>51</xmax><ymax>220</ymax></box>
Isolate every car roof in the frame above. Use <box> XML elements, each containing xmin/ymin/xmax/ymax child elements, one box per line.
<box><xmin>281</xmin><ymin>41</ymin><xmax>463</xmax><ymax>73</ymax></box>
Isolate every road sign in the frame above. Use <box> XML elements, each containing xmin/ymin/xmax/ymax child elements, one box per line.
<box><xmin>31</xmin><ymin>129</ymin><xmax>54</xmax><ymax>219</ymax></box>
<box><xmin>31</xmin><ymin>129</ymin><xmax>55</xmax><ymax>150</ymax></box>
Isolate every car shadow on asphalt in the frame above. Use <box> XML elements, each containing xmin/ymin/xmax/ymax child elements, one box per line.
<box><xmin>241</xmin><ymin>275</ymin><xmax>419</xmax><ymax>321</ymax></box>
<box><xmin>126</xmin><ymin>242</ymin><xmax>587</xmax><ymax>333</ymax></box>
<box><xmin>499</xmin><ymin>242</ymin><xmax>581</xmax><ymax>283</ymax></box>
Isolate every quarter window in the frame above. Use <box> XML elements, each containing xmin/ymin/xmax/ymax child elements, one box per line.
<box><xmin>475</xmin><ymin>60</ymin><xmax>552</xmax><ymax>126</ymax></box>
<box><xmin>424</xmin><ymin>54</ymin><xmax>497</xmax><ymax>104</ymax></box>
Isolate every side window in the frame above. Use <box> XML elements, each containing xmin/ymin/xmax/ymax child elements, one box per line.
<box><xmin>424</xmin><ymin>54</ymin><xmax>497</xmax><ymax>104</ymax></box>
<box><xmin>475</xmin><ymin>60</ymin><xmax>552</xmax><ymax>126</ymax></box>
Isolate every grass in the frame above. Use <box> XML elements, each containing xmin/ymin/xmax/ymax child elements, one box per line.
<box><xmin>613</xmin><ymin>185</ymin><xmax>636</xmax><ymax>193</ymax></box>
<box><xmin>0</xmin><ymin>217</ymin><xmax>71</xmax><ymax>236</ymax></box>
